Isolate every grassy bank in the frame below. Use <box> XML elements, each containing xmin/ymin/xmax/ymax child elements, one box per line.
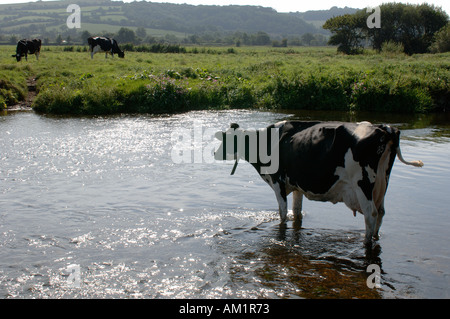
<box><xmin>1</xmin><ymin>46</ymin><xmax>448</xmax><ymax>114</ymax></box>
<box><xmin>0</xmin><ymin>62</ymin><xmax>31</xmax><ymax>108</ymax></box>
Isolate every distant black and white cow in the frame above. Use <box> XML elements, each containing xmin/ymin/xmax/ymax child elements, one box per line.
<box><xmin>87</xmin><ymin>36</ymin><xmax>124</xmax><ymax>59</ymax></box>
<box><xmin>12</xmin><ymin>39</ymin><xmax>41</xmax><ymax>62</ymax></box>
<box><xmin>215</xmin><ymin>121</ymin><xmax>423</xmax><ymax>245</ymax></box>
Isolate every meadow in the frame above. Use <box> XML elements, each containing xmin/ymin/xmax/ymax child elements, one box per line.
<box><xmin>0</xmin><ymin>45</ymin><xmax>449</xmax><ymax>115</ymax></box>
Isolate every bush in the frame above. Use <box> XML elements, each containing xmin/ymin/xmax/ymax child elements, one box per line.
<box><xmin>350</xmin><ymin>78</ymin><xmax>434</xmax><ymax>113</ymax></box>
<box><xmin>270</xmin><ymin>74</ymin><xmax>349</xmax><ymax>110</ymax></box>
<box><xmin>121</xmin><ymin>43</ymin><xmax>187</xmax><ymax>53</ymax></box>
<box><xmin>381</xmin><ymin>41</ymin><xmax>405</xmax><ymax>56</ymax></box>
<box><xmin>33</xmin><ymin>85</ymin><xmax>82</xmax><ymax>114</ymax></box>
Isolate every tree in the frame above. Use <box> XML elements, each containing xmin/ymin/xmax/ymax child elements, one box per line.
<box><xmin>323</xmin><ymin>13</ymin><xmax>365</xmax><ymax>54</ymax></box>
<box><xmin>253</xmin><ymin>31</ymin><xmax>271</xmax><ymax>45</ymax></box>
<box><xmin>430</xmin><ymin>23</ymin><xmax>450</xmax><ymax>53</ymax></box>
<box><xmin>80</xmin><ymin>30</ymin><xmax>91</xmax><ymax>44</ymax></box>
<box><xmin>417</xmin><ymin>4</ymin><xmax>449</xmax><ymax>49</ymax></box>
<box><xmin>301</xmin><ymin>33</ymin><xmax>314</xmax><ymax>46</ymax></box>
<box><xmin>365</xmin><ymin>3</ymin><xmax>448</xmax><ymax>54</ymax></box>
<box><xmin>9</xmin><ymin>35</ymin><xmax>18</xmax><ymax>44</ymax></box>
<box><xmin>136</xmin><ymin>27</ymin><xmax>147</xmax><ymax>39</ymax></box>
<box><xmin>115</xmin><ymin>27</ymin><xmax>136</xmax><ymax>44</ymax></box>
<box><xmin>325</xmin><ymin>3</ymin><xmax>449</xmax><ymax>55</ymax></box>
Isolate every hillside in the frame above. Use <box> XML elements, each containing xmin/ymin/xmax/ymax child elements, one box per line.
<box><xmin>291</xmin><ymin>6</ymin><xmax>359</xmax><ymax>28</ymax></box>
<box><xmin>0</xmin><ymin>0</ymin><xmax>330</xmax><ymax>44</ymax></box>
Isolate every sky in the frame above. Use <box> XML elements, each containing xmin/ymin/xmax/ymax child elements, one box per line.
<box><xmin>0</xmin><ymin>0</ymin><xmax>448</xmax><ymax>14</ymax></box>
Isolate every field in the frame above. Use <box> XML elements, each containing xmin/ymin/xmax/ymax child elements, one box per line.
<box><xmin>1</xmin><ymin>45</ymin><xmax>449</xmax><ymax>115</ymax></box>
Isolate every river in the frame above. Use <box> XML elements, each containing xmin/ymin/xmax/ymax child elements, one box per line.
<box><xmin>0</xmin><ymin>109</ymin><xmax>449</xmax><ymax>298</ymax></box>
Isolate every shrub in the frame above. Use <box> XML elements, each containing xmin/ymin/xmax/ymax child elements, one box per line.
<box><xmin>271</xmin><ymin>74</ymin><xmax>349</xmax><ymax>110</ymax></box>
<box><xmin>381</xmin><ymin>41</ymin><xmax>405</xmax><ymax>56</ymax></box>
<box><xmin>33</xmin><ymin>85</ymin><xmax>82</xmax><ymax>114</ymax></box>
<box><xmin>350</xmin><ymin>78</ymin><xmax>434</xmax><ymax>113</ymax></box>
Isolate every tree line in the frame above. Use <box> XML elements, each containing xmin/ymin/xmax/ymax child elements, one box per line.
<box><xmin>3</xmin><ymin>28</ymin><xmax>327</xmax><ymax>48</ymax></box>
<box><xmin>323</xmin><ymin>2</ymin><xmax>449</xmax><ymax>54</ymax></box>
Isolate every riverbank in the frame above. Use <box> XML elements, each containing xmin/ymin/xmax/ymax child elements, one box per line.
<box><xmin>1</xmin><ymin>46</ymin><xmax>449</xmax><ymax>115</ymax></box>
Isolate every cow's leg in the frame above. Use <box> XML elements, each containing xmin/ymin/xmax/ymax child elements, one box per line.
<box><xmin>374</xmin><ymin>200</ymin><xmax>385</xmax><ymax>240</ymax></box>
<box><xmin>356</xmin><ymin>189</ymin><xmax>378</xmax><ymax>245</ymax></box>
<box><xmin>292</xmin><ymin>190</ymin><xmax>303</xmax><ymax>225</ymax></box>
<box><xmin>272</xmin><ymin>182</ymin><xmax>288</xmax><ymax>223</ymax></box>
<box><xmin>363</xmin><ymin>209</ymin><xmax>377</xmax><ymax>245</ymax></box>
<box><xmin>35</xmin><ymin>52</ymin><xmax>39</xmax><ymax>60</ymax></box>
<box><xmin>25</xmin><ymin>53</ymin><xmax>28</xmax><ymax>62</ymax></box>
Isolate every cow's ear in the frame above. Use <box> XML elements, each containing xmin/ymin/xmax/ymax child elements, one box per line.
<box><xmin>230</xmin><ymin>123</ymin><xmax>239</xmax><ymax>129</ymax></box>
<box><xmin>215</xmin><ymin>131</ymin><xmax>223</xmax><ymax>140</ymax></box>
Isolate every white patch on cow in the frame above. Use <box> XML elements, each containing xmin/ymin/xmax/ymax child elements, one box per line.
<box><xmin>332</xmin><ymin>149</ymin><xmax>363</xmax><ymax>211</ymax></box>
<box><xmin>262</xmin><ymin>174</ymin><xmax>288</xmax><ymax>222</ymax></box>
<box><xmin>385</xmin><ymin>125</ymin><xmax>393</xmax><ymax>134</ymax></box>
<box><xmin>354</xmin><ymin>121</ymin><xmax>373</xmax><ymax>140</ymax></box>
<box><xmin>274</xmin><ymin>120</ymin><xmax>286</xmax><ymax>129</ymax></box>
<box><xmin>365</xmin><ymin>165</ymin><xmax>377</xmax><ymax>184</ymax></box>
<box><xmin>91</xmin><ymin>45</ymin><xmax>102</xmax><ymax>59</ymax></box>
<box><xmin>293</xmin><ymin>148</ymin><xmax>378</xmax><ymax>216</ymax></box>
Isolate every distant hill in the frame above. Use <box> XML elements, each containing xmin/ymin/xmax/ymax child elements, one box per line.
<box><xmin>0</xmin><ymin>0</ymin><xmax>354</xmax><ymax>44</ymax></box>
<box><xmin>290</xmin><ymin>6</ymin><xmax>359</xmax><ymax>28</ymax></box>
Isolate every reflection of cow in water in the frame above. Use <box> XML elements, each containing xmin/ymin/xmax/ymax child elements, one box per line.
<box><xmin>12</xmin><ymin>39</ymin><xmax>41</xmax><ymax>62</ymax></box>
<box><xmin>215</xmin><ymin>121</ymin><xmax>424</xmax><ymax>246</ymax></box>
<box><xmin>87</xmin><ymin>36</ymin><xmax>125</xmax><ymax>59</ymax></box>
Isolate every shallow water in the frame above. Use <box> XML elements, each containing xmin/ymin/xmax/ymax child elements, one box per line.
<box><xmin>0</xmin><ymin>109</ymin><xmax>449</xmax><ymax>298</ymax></box>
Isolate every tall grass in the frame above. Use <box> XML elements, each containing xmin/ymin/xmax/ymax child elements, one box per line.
<box><xmin>1</xmin><ymin>46</ymin><xmax>448</xmax><ymax>114</ymax></box>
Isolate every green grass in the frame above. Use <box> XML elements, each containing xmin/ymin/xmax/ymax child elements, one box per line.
<box><xmin>1</xmin><ymin>45</ymin><xmax>448</xmax><ymax>114</ymax></box>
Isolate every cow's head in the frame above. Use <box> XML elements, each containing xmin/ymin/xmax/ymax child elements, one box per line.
<box><xmin>214</xmin><ymin>123</ymin><xmax>241</xmax><ymax>161</ymax></box>
<box><xmin>12</xmin><ymin>54</ymin><xmax>22</xmax><ymax>62</ymax></box>
<box><xmin>214</xmin><ymin>123</ymin><xmax>280</xmax><ymax>175</ymax></box>
<box><xmin>118</xmin><ymin>50</ymin><xmax>125</xmax><ymax>58</ymax></box>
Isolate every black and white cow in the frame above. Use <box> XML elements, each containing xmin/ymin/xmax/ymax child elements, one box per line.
<box><xmin>12</xmin><ymin>39</ymin><xmax>41</xmax><ymax>62</ymax></box>
<box><xmin>87</xmin><ymin>36</ymin><xmax>124</xmax><ymax>59</ymax></box>
<box><xmin>214</xmin><ymin>121</ymin><xmax>423</xmax><ymax>245</ymax></box>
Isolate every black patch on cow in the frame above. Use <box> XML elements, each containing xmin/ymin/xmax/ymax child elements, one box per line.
<box><xmin>280</xmin><ymin>122</ymin><xmax>354</xmax><ymax>194</ymax></box>
<box><xmin>358</xmin><ymin>167</ymin><xmax>375</xmax><ymax>200</ymax></box>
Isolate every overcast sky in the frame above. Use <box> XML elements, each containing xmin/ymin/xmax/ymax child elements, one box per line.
<box><xmin>0</xmin><ymin>0</ymin><xmax>448</xmax><ymax>14</ymax></box>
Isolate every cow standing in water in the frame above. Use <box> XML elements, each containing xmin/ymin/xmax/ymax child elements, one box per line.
<box><xmin>12</xmin><ymin>39</ymin><xmax>41</xmax><ymax>62</ymax></box>
<box><xmin>214</xmin><ymin>121</ymin><xmax>423</xmax><ymax>246</ymax></box>
<box><xmin>87</xmin><ymin>36</ymin><xmax>124</xmax><ymax>59</ymax></box>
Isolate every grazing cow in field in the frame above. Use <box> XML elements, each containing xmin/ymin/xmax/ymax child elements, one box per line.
<box><xmin>214</xmin><ymin>121</ymin><xmax>423</xmax><ymax>245</ymax></box>
<box><xmin>12</xmin><ymin>39</ymin><xmax>41</xmax><ymax>62</ymax></box>
<box><xmin>87</xmin><ymin>36</ymin><xmax>124</xmax><ymax>59</ymax></box>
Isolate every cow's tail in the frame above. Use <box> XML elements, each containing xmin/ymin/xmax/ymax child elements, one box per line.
<box><xmin>396</xmin><ymin>146</ymin><xmax>424</xmax><ymax>167</ymax></box>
